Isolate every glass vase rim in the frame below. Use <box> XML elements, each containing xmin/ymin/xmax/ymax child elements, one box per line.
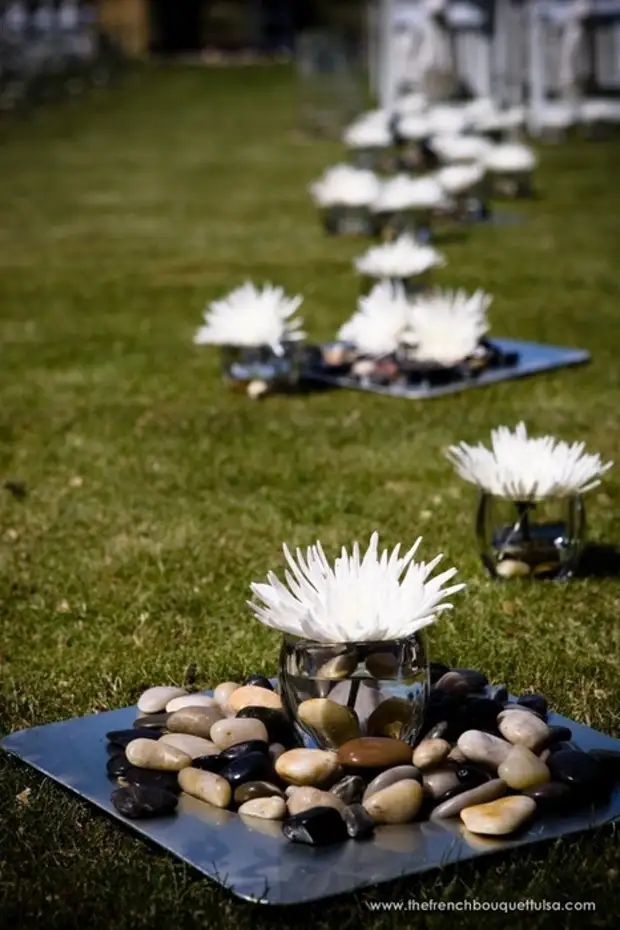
<box><xmin>281</xmin><ymin>632</ymin><xmax>425</xmax><ymax>648</ymax></box>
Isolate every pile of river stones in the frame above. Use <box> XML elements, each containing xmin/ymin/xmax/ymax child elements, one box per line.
<box><xmin>106</xmin><ymin>666</ymin><xmax>620</xmax><ymax>847</ymax></box>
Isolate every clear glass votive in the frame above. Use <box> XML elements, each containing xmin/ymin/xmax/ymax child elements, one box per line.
<box><xmin>220</xmin><ymin>343</ymin><xmax>301</xmax><ymax>392</ymax></box>
<box><xmin>321</xmin><ymin>204</ymin><xmax>374</xmax><ymax>237</ymax></box>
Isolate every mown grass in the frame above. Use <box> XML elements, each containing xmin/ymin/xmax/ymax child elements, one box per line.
<box><xmin>0</xmin><ymin>64</ymin><xmax>619</xmax><ymax>929</ymax></box>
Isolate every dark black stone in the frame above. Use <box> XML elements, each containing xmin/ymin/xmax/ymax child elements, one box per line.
<box><xmin>133</xmin><ymin>713</ymin><xmax>170</xmax><ymax>729</ymax></box>
<box><xmin>244</xmin><ymin>675</ymin><xmax>274</xmax><ymax>691</ymax></box>
<box><xmin>425</xmin><ymin>720</ymin><xmax>449</xmax><ymax>740</ymax></box>
<box><xmin>219</xmin><ymin>751</ymin><xmax>274</xmax><ymax>789</ymax></box>
<box><xmin>342</xmin><ymin>803</ymin><xmax>375</xmax><ymax>840</ymax></box>
<box><xmin>458</xmin><ymin>696</ymin><xmax>502</xmax><ymax>732</ymax></box>
<box><xmin>452</xmin><ymin>669</ymin><xmax>489</xmax><ymax>691</ymax></box>
<box><xmin>234</xmin><ymin>781</ymin><xmax>284</xmax><ymax>805</ymax></box>
<box><xmin>111</xmin><ymin>785</ymin><xmax>178</xmax><ymax>819</ymax></box>
<box><xmin>425</xmin><ymin>689</ymin><xmax>464</xmax><ymax>719</ymax></box>
<box><xmin>219</xmin><ymin>740</ymin><xmax>270</xmax><ymax>763</ymax></box>
<box><xmin>236</xmin><ymin>706</ymin><xmax>299</xmax><ymax>746</ymax></box>
<box><xmin>588</xmin><ymin>750</ymin><xmax>620</xmax><ymax>780</ymax></box>
<box><xmin>488</xmin><ymin>685</ymin><xmax>509</xmax><ymax>704</ymax></box>
<box><xmin>434</xmin><ymin>783</ymin><xmax>472</xmax><ymax>806</ymax></box>
<box><xmin>106</xmin><ymin>728</ymin><xmax>162</xmax><ymax>748</ymax></box>
<box><xmin>429</xmin><ymin>662</ymin><xmax>451</xmax><ymax>684</ymax></box>
<box><xmin>330</xmin><ymin>775</ymin><xmax>366</xmax><ymax>805</ymax></box>
<box><xmin>500</xmin><ymin>703</ymin><xmax>545</xmax><ymax>721</ymax></box>
<box><xmin>191</xmin><ymin>755</ymin><xmax>227</xmax><ymax>774</ymax></box>
<box><xmin>546</xmin><ymin>726</ymin><xmax>572</xmax><ymax>746</ymax></box>
<box><xmin>106</xmin><ymin>753</ymin><xmax>131</xmax><ymax>778</ymax></box>
<box><xmin>547</xmin><ymin>741</ymin><xmax>581</xmax><ymax>756</ymax></box>
<box><xmin>283</xmin><ymin>806</ymin><xmax>348</xmax><ymax>846</ymax></box>
<box><xmin>456</xmin><ymin>765</ymin><xmax>490</xmax><ymax>788</ymax></box>
<box><xmin>122</xmin><ymin>767</ymin><xmax>182</xmax><ymax>795</ymax></box>
<box><xmin>517</xmin><ymin>693</ymin><xmax>548</xmax><ymax>718</ymax></box>
<box><xmin>433</xmin><ymin>671</ymin><xmax>473</xmax><ymax>695</ymax></box>
<box><xmin>523</xmin><ymin>781</ymin><xmax>579</xmax><ymax>814</ymax></box>
<box><xmin>548</xmin><ymin>750</ymin><xmax>610</xmax><ymax>797</ymax></box>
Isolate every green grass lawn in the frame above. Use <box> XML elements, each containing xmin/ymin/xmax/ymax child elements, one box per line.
<box><xmin>1</xmin><ymin>64</ymin><xmax>620</xmax><ymax>929</ymax></box>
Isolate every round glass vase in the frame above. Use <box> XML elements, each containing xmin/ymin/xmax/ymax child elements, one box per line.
<box><xmin>489</xmin><ymin>168</ymin><xmax>533</xmax><ymax>200</ymax></box>
<box><xmin>220</xmin><ymin>343</ymin><xmax>301</xmax><ymax>393</ymax></box>
<box><xmin>373</xmin><ymin>207</ymin><xmax>433</xmax><ymax>244</ymax></box>
<box><xmin>278</xmin><ymin>633</ymin><xmax>429</xmax><ymax>751</ymax></box>
<box><xmin>321</xmin><ymin>204</ymin><xmax>373</xmax><ymax>237</ymax></box>
<box><xmin>476</xmin><ymin>492</ymin><xmax>586</xmax><ymax>581</ymax></box>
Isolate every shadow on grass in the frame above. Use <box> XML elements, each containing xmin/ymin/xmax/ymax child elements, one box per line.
<box><xmin>576</xmin><ymin>543</ymin><xmax>620</xmax><ymax>579</ymax></box>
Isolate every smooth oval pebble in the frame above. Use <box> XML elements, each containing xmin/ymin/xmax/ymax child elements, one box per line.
<box><xmin>364</xmin><ymin>652</ymin><xmax>400</xmax><ymax>679</ymax></box>
<box><xmin>107</xmin><ymin>753</ymin><xmax>131</xmax><ymax>778</ymax></box>
<box><xmin>523</xmin><ymin>781</ymin><xmax>577</xmax><ymax>814</ymax></box>
<box><xmin>429</xmin><ymin>662</ymin><xmax>451</xmax><ymax>683</ymax></box>
<box><xmin>330</xmin><ymin>775</ymin><xmax>366</xmax><ymax>805</ymax></box>
<box><xmin>137</xmin><ymin>686</ymin><xmax>188</xmax><ymax>714</ymax></box>
<box><xmin>219</xmin><ymin>751</ymin><xmax>273</xmax><ymax>789</ymax></box>
<box><xmin>430</xmin><ymin>779</ymin><xmax>507</xmax><ymax>821</ymax></box>
<box><xmin>457</xmin><ymin>730</ymin><xmax>512</xmax><ymax>770</ymax></box>
<box><xmin>413</xmin><ymin>738</ymin><xmax>451</xmax><ymax>771</ymax></box>
<box><xmin>547</xmin><ymin>726</ymin><xmax>573</xmax><ymax>746</ymax></box>
<box><xmin>125</xmin><ymin>738</ymin><xmax>191</xmax><ymax>771</ymax></box>
<box><xmin>496</xmin><ymin>559</ymin><xmax>531</xmax><ymax>578</ymax></box>
<box><xmin>238</xmin><ymin>796</ymin><xmax>286</xmax><ymax>820</ymax></box>
<box><xmin>548</xmin><ymin>750</ymin><xmax>609</xmax><ymax>794</ymax></box>
<box><xmin>234</xmin><ymin>781</ymin><xmax>284</xmax><ymax>805</ymax></box>
<box><xmin>213</xmin><ymin>682</ymin><xmax>241</xmax><ymax>714</ymax></box>
<box><xmin>211</xmin><ymin>717</ymin><xmax>269</xmax><ymax>750</ymax></box>
<box><xmin>426</xmin><ymin>721</ymin><xmax>449</xmax><ymax>740</ymax></box>
<box><xmin>122</xmin><ymin>766</ymin><xmax>182</xmax><ymax>794</ymax></box>
<box><xmin>452</xmin><ymin>669</ymin><xmax>489</xmax><ymax>691</ymax></box>
<box><xmin>228</xmin><ymin>686</ymin><xmax>283</xmax><ymax>713</ymax></box>
<box><xmin>448</xmin><ymin>746</ymin><xmax>468</xmax><ymax>765</ymax></box>
<box><xmin>517</xmin><ymin>693</ymin><xmax>548</xmax><ymax>717</ymax></box>
<box><xmin>166</xmin><ymin>694</ymin><xmax>219</xmax><ymax>713</ymax></box>
<box><xmin>366</xmin><ymin>698</ymin><xmax>413</xmax><ymax>739</ymax></box>
<box><xmin>167</xmin><ymin>706</ymin><xmax>224</xmax><ymax>739</ymax></box>
<box><xmin>343</xmin><ymin>803</ymin><xmax>376</xmax><ymax>839</ymax></box>
<box><xmin>298</xmin><ymin>699</ymin><xmax>360</xmax><ymax>747</ymax></box>
<box><xmin>236</xmin><ymin>707</ymin><xmax>298</xmax><ymax>746</ymax></box>
<box><xmin>244</xmin><ymin>674</ymin><xmax>274</xmax><ymax>691</ymax></box>
<box><xmin>337</xmin><ymin>738</ymin><xmax>412</xmax><ymax>769</ymax></box>
<box><xmin>111</xmin><ymin>785</ymin><xmax>178</xmax><ymax>819</ymax></box>
<box><xmin>107</xmin><ymin>728</ymin><xmax>162</xmax><ymax>748</ymax></box>
<box><xmin>283</xmin><ymin>806</ymin><xmax>348</xmax><ymax>846</ymax></box>
<box><xmin>433</xmin><ymin>671</ymin><xmax>472</xmax><ymax>696</ymax></box>
<box><xmin>422</xmin><ymin>766</ymin><xmax>460</xmax><ymax>799</ymax></box>
<box><xmin>159</xmin><ymin>733</ymin><xmax>219</xmax><ymax>760</ymax></box>
<box><xmin>133</xmin><ymin>713</ymin><xmax>170</xmax><ymax>730</ymax></box>
<box><xmin>287</xmin><ymin>787</ymin><xmax>346</xmax><ymax>816</ymax></box>
<box><xmin>327</xmin><ymin>680</ymin><xmax>384</xmax><ymax>730</ymax></box>
<box><xmin>269</xmin><ymin>743</ymin><xmax>286</xmax><ymax>764</ymax></box>
<box><xmin>178</xmin><ymin>767</ymin><xmax>232</xmax><ymax>808</ymax></box>
<box><xmin>276</xmin><ymin>749</ymin><xmax>342</xmax><ymax>787</ymax></box>
<box><xmin>317</xmin><ymin>653</ymin><xmax>358</xmax><ymax>680</ymax></box>
<box><xmin>498</xmin><ymin>710</ymin><xmax>550</xmax><ymax>752</ymax></box>
<box><xmin>363</xmin><ymin>779</ymin><xmax>424</xmax><ymax>824</ymax></box>
<box><xmin>363</xmin><ymin>766</ymin><xmax>422</xmax><ymax>802</ymax></box>
<box><xmin>460</xmin><ymin>795</ymin><xmax>536</xmax><ymax>835</ymax></box>
<box><xmin>497</xmin><ymin>745</ymin><xmax>550</xmax><ymax>790</ymax></box>
<box><xmin>219</xmin><ymin>739</ymin><xmax>269</xmax><ymax>762</ymax></box>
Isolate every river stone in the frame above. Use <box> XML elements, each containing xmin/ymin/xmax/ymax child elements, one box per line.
<box><xmin>364</xmin><ymin>652</ymin><xmax>400</xmax><ymax>679</ymax></box>
<box><xmin>213</xmin><ymin>682</ymin><xmax>242</xmax><ymax>715</ymax></box>
<box><xmin>426</xmin><ymin>721</ymin><xmax>449</xmax><ymax>740</ymax></box>
<box><xmin>283</xmin><ymin>807</ymin><xmax>348</xmax><ymax>846</ymax></box>
<box><xmin>125</xmin><ymin>738</ymin><xmax>191</xmax><ymax>771</ymax></box>
<box><xmin>337</xmin><ymin>738</ymin><xmax>412</xmax><ymax>769</ymax></box>
<box><xmin>220</xmin><ymin>739</ymin><xmax>269</xmax><ymax>762</ymax></box>
<box><xmin>488</xmin><ymin>685</ymin><xmax>509</xmax><ymax>704</ymax></box>
<box><xmin>244</xmin><ymin>674</ymin><xmax>274</xmax><ymax>691</ymax></box>
<box><xmin>452</xmin><ymin>669</ymin><xmax>489</xmax><ymax>691</ymax></box>
<box><xmin>327</xmin><ymin>680</ymin><xmax>384</xmax><ymax>731</ymax></box>
<box><xmin>219</xmin><ymin>751</ymin><xmax>273</xmax><ymax>789</ymax></box>
<box><xmin>498</xmin><ymin>710</ymin><xmax>550</xmax><ymax>751</ymax></box>
<box><xmin>363</xmin><ymin>766</ymin><xmax>422</xmax><ymax>801</ymax></box>
<box><xmin>548</xmin><ymin>750</ymin><xmax>609</xmax><ymax>795</ymax></box>
<box><xmin>317</xmin><ymin>653</ymin><xmax>358</xmax><ymax>680</ymax></box>
<box><xmin>456</xmin><ymin>765</ymin><xmax>490</xmax><ymax>788</ymax></box>
<box><xmin>236</xmin><ymin>707</ymin><xmax>298</xmax><ymax>746</ymax></box>
<box><xmin>287</xmin><ymin>787</ymin><xmax>346</xmax><ymax>816</ymax></box>
<box><xmin>211</xmin><ymin>717</ymin><xmax>269</xmax><ymax>750</ymax></box>
<box><xmin>178</xmin><ymin>767</ymin><xmax>232</xmax><ymax>808</ymax></box>
<box><xmin>111</xmin><ymin>785</ymin><xmax>178</xmax><ymax>819</ymax></box>
<box><xmin>448</xmin><ymin>746</ymin><xmax>468</xmax><ymax>765</ymax></box>
<box><xmin>433</xmin><ymin>671</ymin><xmax>472</xmax><ymax>696</ymax></box>
<box><xmin>498</xmin><ymin>745</ymin><xmax>551</xmax><ymax>790</ymax></box>
<box><xmin>413</xmin><ymin>738</ymin><xmax>451</xmax><ymax>771</ymax></box>
<box><xmin>191</xmin><ymin>755</ymin><xmax>227</xmax><ymax>774</ymax></box>
<box><xmin>229</xmin><ymin>685</ymin><xmax>283</xmax><ymax>713</ymax></box>
<box><xmin>496</xmin><ymin>559</ymin><xmax>531</xmax><ymax>579</ymax></box>
<box><xmin>166</xmin><ymin>694</ymin><xmax>220</xmax><ymax>713</ymax></box>
<box><xmin>589</xmin><ymin>749</ymin><xmax>620</xmax><ymax>778</ymax></box>
<box><xmin>429</xmin><ymin>662</ymin><xmax>451</xmax><ymax>683</ymax></box>
<box><xmin>523</xmin><ymin>781</ymin><xmax>577</xmax><ymax>814</ymax></box>
<box><xmin>234</xmin><ymin>781</ymin><xmax>285</xmax><ymax>805</ymax></box>
<box><xmin>422</xmin><ymin>766</ymin><xmax>460</xmax><ymax>799</ymax></box>
<box><xmin>366</xmin><ymin>698</ymin><xmax>413</xmax><ymax>739</ymax></box>
<box><xmin>363</xmin><ymin>779</ymin><xmax>424</xmax><ymax>824</ymax></box>
<box><xmin>430</xmin><ymin>779</ymin><xmax>507</xmax><ymax>821</ymax></box>
<box><xmin>137</xmin><ymin>686</ymin><xmax>188</xmax><ymax>714</ymax></box>
<box><xmin>460</xmin><ymin>795</ymin><xmax>536</xmax><ymax>836</ymax></box>
<box><xmin>107</xmin><ymin>728</ymin><xmax>162</xmax><ymax>749</ymax></box>
<box><xmin>133</xmin><ymin>713</ymin><xmax>170</xmax><ymax>730</ymax></box>
<box><xmin>517</xmin><ymin>693</ymin><xmax>548</xmax><ymax>717</ymax></box>
<box><xmin>330</xmin><ymin>775</ymin><xmax>366</xmax><ymax>805</ymax></box>
<box><xmin>547</xmin><ymin>726</ymin><xmax>573</xmax><ymax>746</ymax></box>
<box><xmin>457</xmin><ymin>730</ymin><xmax>512</xmax><ymax>770</ymax></box>
<box><xmin>107</xmin><ymin>753</ymin><xmax>131</xmax><ymax>778</ymax></box>
<box><xmin>500</xmin><ymin>703</ymin><xmax>545</xmax><ymax>721</ymax></box>
<box><xmin>458</xmin><ymin>696</ymin><xmax>502</xmax><ymax>732</ymax></box>
<box><xmin>268</xmin><ymin>743</ymin><xmax>286</xmax><ymax>764</ymax></box>
<box><xmin>167</xmin><ymin>706</ymin><xmax>224</xmax><ymax>739</ymax></box>
<box><xmin>276</xmin><ymin>749</ymin><xmax>342</xmax><ymax>787</ymax></box>
<box><xmin>298</xmin><ymin>699</ymin><xmax>360</xmax><ymax>747</ymax></box>
<box><xmin>122</xmin><ymin>766</ymin><xmax>182</xmax><ymax>794</ymax></box>
<box><xmin>343</xmin><ymin>803</ymin><xmax>376</xmax><ymax>839</ymax></box>
<box><xmin>238</xmin><ymin>796</ymin><xmax>286</xmax><ymax>820</ymax></box>
<box><xmin>159</xmin><ymin>733</ymin><xmax>219</xmax><ymax>760</ymax></box>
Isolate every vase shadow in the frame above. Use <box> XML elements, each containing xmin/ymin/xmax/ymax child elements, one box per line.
<box><xmin>576</xmin><ymin>543</ymin><xmax>620</xmax><ymax>579</ymax></box>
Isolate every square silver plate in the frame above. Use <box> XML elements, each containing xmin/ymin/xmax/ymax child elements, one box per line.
<box><xmin>2</xmin><ymin>697</ymin><xmax>618</xmax><ymax>906</ymax></box>
<box><xmin>303</xmin><ymin>338</ymin><xmax>590</xmax><ymax>400</ymax></box>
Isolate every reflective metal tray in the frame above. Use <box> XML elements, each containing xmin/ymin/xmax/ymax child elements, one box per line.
<box><xmin>2</xmin><ymin>696</ymin><xmax>618</xmax><ymax>906</ymax></box>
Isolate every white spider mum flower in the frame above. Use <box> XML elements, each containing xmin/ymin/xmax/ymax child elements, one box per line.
<box><xmin>194</xmin><ymin>282</ymin><xmax>305</xmax><ymax>354</ymax></box>
<box><xmin>446</xmin><ymin>423</ymin><xmax>614</xmax><ymax>500</ymax></box>
<box><xmin>398</xmin><ymin>113</ymin><xmax>432</xmax><ymax>141</ymax></box>
<box><xmin>436</xmin><ymin>163</ymin><xmax>485</xmax><ymax>195</ymax></box>
<box><xmin>354</xmin><ymin>234</ymin><xmax>446</xmax><ymax>280</ymax></box>
<box><xmin>404</xmin><ymin>288</ymin><xmax>492</xmax><ymax>367</ymax></box>
<box><xmin>427</xmin><ymin>104</ymin><xmax>471</xmax><ymax>136</ymax></box>
<box><xmin>484</xmin><ymin>143</ymin><xmax>537</xmax><ymax>174</ymax></box>
<box><xmin>309</xmin><ymin>164</ymin><xmax>381</xmax><ymax>208</ymax></box>
<box><xmin>394</xmin><ymin>91</ymin><xmax>428</xmax><ymax>116</ymax></box>
<box><xmin>343</xmin><ymin>111</ymin><xmax>393</xmax><ymax>149</ymax></box>
<box><xmin>373</xmin><ymin>174</ymin><xmax>447</xmax><ymax>213</ymax></box>
<box><xmin>338</xmin><ymin>281</ymin><xmax>411</xmax><ymax>357</ymax></box>
<box><xmin>248</xmin><ymin>531</ymin><xmax>465</xmax><ymax>643</ymax></box>
<box><xmin>473</xmin><ymin>106</ymin><xmax>526</xmax><ymax>133</ymax></box>
<box><xmin>430</xmin><ymin>134</ymin><xmax>492</xmax><ymax>163</ymax></box>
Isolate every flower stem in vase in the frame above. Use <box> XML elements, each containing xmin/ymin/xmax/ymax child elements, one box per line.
<box><xmin>346</xmin><ymin>677</ymin><xmax>361</xmax><ymax>713</ymax></box>
<box><xmin>515</xmin><ymin>501</ymin><xmax>533</xmax><ymax>544</ymax></box>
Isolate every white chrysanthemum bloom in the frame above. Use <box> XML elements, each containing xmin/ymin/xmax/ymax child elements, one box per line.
<box><xmin>403</xmin><ymin>288</ymin><xmax>492</xmax><ymax>367</ymax></box>
<box><xmin>394</xmin><ymin>91</ymin><xmax>428</xmax><ymax>116</ymax></box>
<box><xmin>398</xmin><ymin>113</ymin><xmax>432</xmax><ymax>141</ymax></box>
<box><xmin>309</xmin><ymin>164</ymin><xmax>381</xmax><ymax>208</ymax></box>
<box><xmin>427</xmin><ymin>104</ymin><xmax>471</xmax><ymax>136</ymax></box>
<box><xmin>446</xmin><ymin>423</ymin><xmax>614</xmax><ymax>500</ymax></box>
<box><xmin>464</xmin><ymin>97</ymin><xmax>498</xmax><ymax>120</ymax></box>
<box><xmin>430</xmin><ymin>134</ymin><xmax>492</xmax><ymax>164</ymax></box>
<box><xmin>436</xmin><ymin>163</ymin><xmax>485</xmax><ymax>196</ymax></box>
<box><xmin>372</xmin><ymin>174</ymin><xmax>447</xmax><ymax>213</ymax></box>
<box><xmin>337</xmin><ymin>281</ymin><xmax>411</xmax><ymax>357</ymax></box>
<box><xmin>248</xmin><ymin>531</ymin><xmax>465</xmax><ymax>643</ymax></box>
<box><xmin>580</xmin><ymin>98</ymin><xmax>620</xmax><ymax>123</ymax></box>
<box><xmin>484</xmin><ymin>143</ymin><xmax>537</xmax><ymax>174</ymax></box>
<box><xmin>472</xmin><ymin>106</ymin><xmax>526</xmax><ymax>133</ymax></box>
<box><xmin>343</xmin><ymin>111</ymin><xmax>393</xmax><ymax>149</ymax></box>
<box><xmin>194</xmin><ymin>282</ymin><xmax>305</xmax><ymax>354</ymax></box>
<box><xmin>354</xmin><ymin>233</ymin><xmax>446</xmax><ymax>280</ymax></box>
